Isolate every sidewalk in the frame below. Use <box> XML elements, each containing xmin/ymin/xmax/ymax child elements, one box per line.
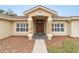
<box><xmin>32</xmin><ymin>40</ymin><xmax>48</xmax><ymax>53</ymax></box>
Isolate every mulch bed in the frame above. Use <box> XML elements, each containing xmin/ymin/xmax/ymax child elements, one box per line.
<box><xmin>0</xmin><ymin>36</ymin><xmax>35</xmax><ymax>53</ymax></box>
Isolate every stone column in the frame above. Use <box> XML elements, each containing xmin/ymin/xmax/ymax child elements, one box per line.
<box><xmin>27</xmin><ymin>16</ymin><xmax>33</xmax><ymax>40</ymax></box>
<box><xmin>46</xmin><ymin>16</ymin><xmax>53</xmax><ymax>40</ymax></box>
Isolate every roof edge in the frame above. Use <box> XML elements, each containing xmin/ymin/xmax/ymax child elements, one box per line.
<box><xmin>23</xmin><ymin>5</ymin><xmax>57</xmax><ymax>15</ymax></box>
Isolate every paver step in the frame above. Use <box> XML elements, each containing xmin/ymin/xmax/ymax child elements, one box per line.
<box><xmin>32</xmin><ymin>33</ymin><xmax>48</xmax><ymax>39</ymax></box>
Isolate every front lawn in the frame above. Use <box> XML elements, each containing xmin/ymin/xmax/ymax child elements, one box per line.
<box><xmin>48</xmin><ymin>40</ymin><xmax>79</xmax><ymax>53</ymax></box>
<box><xmin>45</xmin><ymin>36</ymin><xmax>79</xmax><ymax>53</ymax></box>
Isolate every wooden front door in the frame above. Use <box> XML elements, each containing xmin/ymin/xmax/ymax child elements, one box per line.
<box><xmin>35</xmin><ymin>20</ymin><xmax>44</xmax><ymax>33</ymax></box>
<box><xmin>36</xmin><ymin>23</ymin><xmax>44</xmax><ymax>33</ymax></box>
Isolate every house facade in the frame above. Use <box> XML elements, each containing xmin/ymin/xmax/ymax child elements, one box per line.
<box><xmin>0</xmin><ymin>5</ymin><xmax>79</xmax><ymax>40</ymax></box>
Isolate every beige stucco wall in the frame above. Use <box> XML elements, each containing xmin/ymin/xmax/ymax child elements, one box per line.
<box><xmin>51</xmin><ymin>21</ymin><xmax>69</xmax><ymax>36</ymax></box>
<box><xmin>13</xmin><ymin>21</ymin><xmax>29</xmax><ymax>35</ymax></box>
<box><xmin>0</xmin><ymin>18</ymin><xmax>79</xmax><ymax>39</ymax></box>
<box><xmin>70</xmin><ymin>20</ymin><xmax>79</xmax><ymax>37</ymax></box>
<box><xmin>0</xmin><ymin>19</ymin><xmax>13</xmax><ymax>39</ymax></box>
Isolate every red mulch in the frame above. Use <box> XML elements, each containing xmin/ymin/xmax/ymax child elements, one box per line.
<box><xmin>0</xmin><ymin>36</ymin><xmax>35</xmax><ymax>53</ymax></box>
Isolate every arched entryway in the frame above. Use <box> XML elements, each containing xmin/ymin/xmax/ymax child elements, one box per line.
<box><xmin>32</xmin><ymin>16</ymin><xmax>48</xmax><ymax>34</ymax></box>
<box><xmin>32</xmin><ymin>16</ymin><xmax>48</xmax><ymax>39</ymax></box>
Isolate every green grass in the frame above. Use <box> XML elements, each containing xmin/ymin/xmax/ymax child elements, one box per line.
<box><xmin>48</xmin><ymin>40</ymin><xmax>79</xmax><ymax>53</ymax></box>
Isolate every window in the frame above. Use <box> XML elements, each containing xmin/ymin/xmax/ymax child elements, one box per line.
<box><xmin>16</xmin><ymin>23</ymin><xmax>28</xmax><ymax>32</ymax></box>
<box><xmin>52</xmin><ymin>23</ymin><xmax>64</xmax><ymax>32</ymax></box>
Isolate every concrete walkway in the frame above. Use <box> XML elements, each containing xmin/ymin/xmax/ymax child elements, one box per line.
<box><xmin>32</xmin><ymin>40</ymin><xmax>48</xmax><ymax>53</ymax></box>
